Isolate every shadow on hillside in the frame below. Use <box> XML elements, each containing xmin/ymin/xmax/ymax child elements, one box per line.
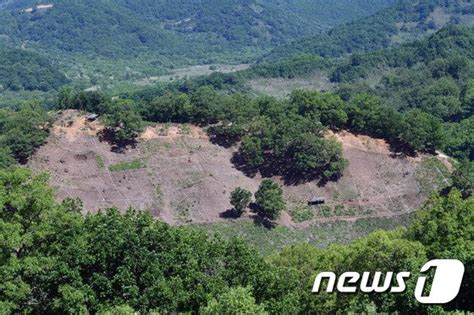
<box><xmin>207</xmin><ymin>128</ymin><xmax>240</xmax><ymax>148</ymax></box>
<box><xmin>249</xmin><ymin>203</ymin><xmax>276</xmax><ymax>229</ymax></box>
<box><xmin>230</xmin><ymin>152</ymin><xmax>259</xmax><ymax>178</ymax></box>
<box><xmin>219</xmin><ymin>208</ymin><xmax>241</xmax><ymax>219</ymax></box>
<box><xmin>219</xmin><ymin>204</ymin><xmax>275</xmax><ymax>229</ymax></box>
<box><xmin>98</xmin><ymin>128</ymin><xmax>137</xmax><ymax>153</ymax></box>
<box><xmin>231</xmin><ymin>152</ymin><xmax>340</xmax><ymax>187</ymax></box>
<box><xmin>388</xmin><ymin>139</ymin><xmax>418</xmax><ymax>158</ymax></box>
<box><xmin>209</xmin><ymin>135</ymin><xmax>237</xmax><ymax>149</ymax></box>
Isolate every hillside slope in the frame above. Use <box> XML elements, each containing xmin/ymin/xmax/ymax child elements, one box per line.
<box><xmin>0</xmin><ymin>0</ymin><xmax>395</xmax><ymax>61</ymax></box>
<box><xmin>262</xmin><ymin>0</ymin><xmax>474</xmax><ymax>61</ymax></box>
<box><xmin>30</xmin><ymin>111</ymin><xmax>451</xmax><ymax>227</ymax></box>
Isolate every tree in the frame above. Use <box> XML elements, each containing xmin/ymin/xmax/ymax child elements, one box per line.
<box><xmin>451</xmin><ymin>161</ymin><xmax>473</xmax><ymax>198</ymax></box>
<box><xmin>57</xmin><ymin>90</ymin><xmax>109</xmax><ymax>114</ymax></box>
<box><xmin>190</xmin><ymin>86</ymin><xmax>223</xmax><ymax>124</ymax></box>
<box><xmin>99</xmin><ymin>305</ymin><xmax>136</xmax><ymax>315</ymax></box>
<box><xmin>239</xmin><ymin>136</ymin><xmax>265</xmax><ymax>169</ymax></box>
<box><xmin>57</xmin><ymin>86</ymin><xmax>74</xmax><ymax>110</ymax></box>
<box><xmin>270</xmin><ymin>230</ymin><xmax>428</xmax><ymax>314</ymax></box>
<box><xmin>208</xmin><ymin>123</ymin><xmax>243</xmax><ymax>148</ymax></box>
<box><xmin>0</xmin><ymin>168</ymin><xmax>62</xmax><ymax>313</ymax></box>
<box><xmin>230</xmin><ymin>187</ymin><xmax>252</xmax><ymax>215</ymax></box>
<box><xmin>421</xmin><ymin>77</ymin><xmax>463</xmax><ymax>119</ymax></box>
<box><xmin>255</xmin><ymin>180</ymin><xmax>285</xmax><ymax>220</ymax></box>
<box><xmin>464</xmin><ymin>80</ymin><xmax>474</xmax><ymax>111</ymax></box>
<box><xmin>407</xmin><ymin>191</ymin><xmax>473</xmax><ymax>310</ymax></box>
<box><xmin>346</xmin><ymin>93</ymin><xmax>403</xmax><ymax>139</ymax></box>
<box><xmin>0</xmin><ymin>104</ymin><xmax>50</xmax><ymax>163</ymax></box>
<box><xmin>288</xmin><ymin>133</ymin><xmax>347</xmax><ymax>180</ymax></box>
<box><xmin>103</xmin><ymin>100</ymin><xmax>143</xmax><ymax>145</ymax></box>
<box><xmin>290</xmin><ymin>90</ymin><xmax>348</xmax><ymax>129</ymax></box>
<box><xmin>442</xmin><ymin>117</ymin><xmax>474</xmax><ymax>161</ymax></box>
<box><xmin>145</xmin><ymin>93</ymin><xmax>193</xmax><ymax>123</ymax></box>
<box><xmin>0</xmin><ymin>147</ymin><xmax>15</xmax><ymax>169</ymax></box>
<box><xmin>200</xmin><ymin>287</ymin><xmax>267</xmax><ymax>315</ymax></box>
<box><xmin>400</xmin><ymin>110</ymin><xmax>444</xmax><ymax>152</ymax></box>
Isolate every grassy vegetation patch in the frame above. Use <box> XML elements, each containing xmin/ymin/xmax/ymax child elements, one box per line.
<box><xmin>288</xmin><ymin>206</ymin><xmax>314</xmax><ymax>222</ymax></box>
<box><xmin>316</xmin><ymin>204</ymin><xmax>373</xmax><ymax>217</ymax></box>
<box><xmin>196</xmin><ymin>214</ymin><xmax>413</xmax><ymax>255</ymax></box>
<box><xmin>415</xmin><ymin>157</ymin><xmax>452</xmax><ymax>194</ymax></box>
<box><xmin>108</xmin><ymin>159</ymin><xmax>145</xmax><ymax>172</ymax></box>
<box><xmin>96</xmin><ymin>155</ymin><xmax>105</xmax><ymax>169</ymax></box>
<box><xmin>177</xmin><ymin>171</ymin><xmax>206</xmax><ymax>189</ymax></box>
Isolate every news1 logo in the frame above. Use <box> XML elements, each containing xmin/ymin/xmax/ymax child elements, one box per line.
<box><xmin>312</xmin><ymin>259</ymin><xmax>465</xmax><ymax>304</ymax></box>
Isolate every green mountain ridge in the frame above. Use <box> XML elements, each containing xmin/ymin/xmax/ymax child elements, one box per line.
<box><xmin>0</xmin><ymin>0</ymin><xmax>395</xmax><ymax>60</ymax></box>
<box><xmin>0</xmin><ymin>46</ymin><xmax>68</xmax><ymax>92</ymax></box>
<box><xmin>261</xmin><ymin>0</ymin><xmax>474</xmax><ymax>62</ymax></box>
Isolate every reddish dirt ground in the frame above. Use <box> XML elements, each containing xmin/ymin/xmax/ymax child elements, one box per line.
<box><xmin>30</xmin><ymin>111</ymin><xmax>450</xmax><ymax>227</ymax></box>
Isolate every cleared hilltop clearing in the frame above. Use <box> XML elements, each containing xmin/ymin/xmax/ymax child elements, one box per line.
<box><xmin>30</xmin><ymin>110</ymin><xmax>451</xmax><ymax>228</ymax></box>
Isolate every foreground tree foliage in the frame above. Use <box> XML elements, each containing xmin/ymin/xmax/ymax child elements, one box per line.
<box><xmin>271</xmin><ymin>190</ymin><xmax>473</xmax><ymax>314</ymax></box>
<box><xmin>200</xmin><ymin>286</ymin><xmax>267</xmax><ymax>315</ymax></box>
<box><xmin>0</xmin><ymin>103</ymin><xmax>51</xmax><ymax>164</ymax></box>
<box><xmin>0</xmin><ymin>168</ymin><xmax>471</xmax><ymax>313</ymax></box>
<box><xmin>407</xmin><ymin>190</ymin><xmax>474</xmax><ymax>310</ymax></box>
<box><xmin>450</xmin><ymin>161</ymin><xmax>474</xmax><ymax>198</ymax></box>
<box><xmin>0</xmin><ymin>168</ymin><xmax>298</xmax><ymax>314</ymax></box>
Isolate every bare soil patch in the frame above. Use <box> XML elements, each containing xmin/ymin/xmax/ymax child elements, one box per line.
<box><xmin>30</xmin><ymin>111</ymin><xmax>449</xmax><ymax>228</ymax></box>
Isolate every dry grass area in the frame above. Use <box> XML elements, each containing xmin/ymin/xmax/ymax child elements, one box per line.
<box><xmin>248</xmin><ymin>71</ymin><xmax>335</xmax><ymax>98</ymax></box>
<box><xmin>30</xmin><ymin>111</ymin><xmax>451</xmax><ymax>228</ymax></box>
<box><xmin>135</xmin><ymin>64</ymin><xmax>250</xmax><ymax>86</ymax></box>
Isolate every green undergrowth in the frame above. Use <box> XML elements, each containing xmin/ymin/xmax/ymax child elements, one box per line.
<box><xmin>108</xmin><ymin>159</ymin><xmax>146</xmax><ymax>172</ymax></box>
<box><xmin>195</xmin><ymin>214</ymin><xmax>413</xmax><ymax>255</ymax></box>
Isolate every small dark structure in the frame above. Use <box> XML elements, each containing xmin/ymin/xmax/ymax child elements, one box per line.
<box><xmin>308</xmin><ymin>197</ymin><xmax>325</xmax><ymax>206</ymax></box>
<box><xmin>86</xmin><ymin>113</ymin><xmax>99</xmax><ymax>121</ymax></box>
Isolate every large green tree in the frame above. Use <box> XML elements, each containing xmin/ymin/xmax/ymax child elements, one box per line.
<box><xmin>400</xmin><ymin>110</ymin><xmax>444</xmax><ymax>152</ymax></box>
<box><xmin>255</xmin><ymin>180</ymin><xmax>285</xmax><ymax>221</ymax></box>
<box><xmin>407</xmin><ymin>190</ymin><xmax>473</xmax><ymax>310</ymax></box>
<box><xmin>103</xmin><ymin>100</ymin><xmax>144</xmax><ymax>144</ymax></box>
<box><xmin>200</xmin><ymin>286</ymin><xmax>267</xmax><ymax>315</ymax></box>
<box><xmin>290</xmin><ymin>90</ymin><xmax>348</xmax><ymax>129</ymax></box>
<box><xmin>0</xmin><ymin>104</ymin><xmax>50</xmax><ymax>163</ymax></box>
<box><xmin>230</xmin><ymin>187</ymin><xmax>252</xmax><ymax>216</ymax></box>
<box><xmin>288</xmin><ymin>133</ymin><xmax>347</xmax><ymax>180</ymax></box>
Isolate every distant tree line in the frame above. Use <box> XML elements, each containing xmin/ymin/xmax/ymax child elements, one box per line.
<box><xmin>57</xmin><ymin>87</ymin><xmax>349</xmax><ymax>183</ymax></box>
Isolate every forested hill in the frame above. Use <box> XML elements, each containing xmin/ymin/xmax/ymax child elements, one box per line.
<box><xmin>331</xmin><ymin>25</ymin><xmax>474</xmax><ymax>126</ymax></box>
<box><xmin>0</xmin><ymin>45</ymin><xmax>68</xmax><ymax>91</ymax></box>
<box><xmin>0</xmin><ymin>0</ymin><xmax>395</xmax><ymax>61</ymax></box>
<box><xmin>262</xmin><ymin>0</ymin><xmax>474</xmax><ymax>62</ymax></box>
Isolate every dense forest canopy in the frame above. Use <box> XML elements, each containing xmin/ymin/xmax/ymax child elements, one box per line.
<box><xmin>262</xmin><ymin>0</ymin><xmax>474</xmax><ymax>62</ymax></box>
<box><xmin>0</xmin><ymin>46</ymin><xmax>68</xmax><ymax>91</ymax></box>
<box><xmin>172</xmin><ymin>26</ymin><xmax>473</xmax><ymax>164</ymax></box>
<box><xmin>0</xmin><ymin>168</ymin><xmax>471</xmax><ymax>313</ymax></box>
<box><xmin>0</xmin><ymin>0</ymin><xmax>471</xmax><ymax>96</ymax></box>
<box><xmin>0</xmin><ymin>0</ymin><xmax>395</xmax><ymax>60</ymax></box>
